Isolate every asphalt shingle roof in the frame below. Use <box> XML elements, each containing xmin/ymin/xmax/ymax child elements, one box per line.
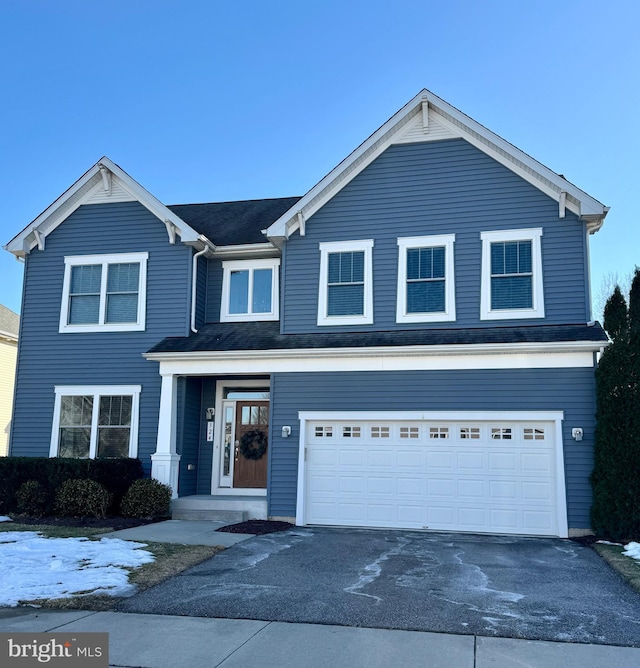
<box><xmin>148</xmin><ymin>322</ymin><xmax>608</xmax><ymax>355</ymax></box>
<box><xmin>0</xmin><ymin>304</ymin><xmax>19</xmax><ymax>338</ymax></box>
<box><xmin>167</xmin><ymin>197</ymin><xmax>302</xmax><ymax>246</ymax></box>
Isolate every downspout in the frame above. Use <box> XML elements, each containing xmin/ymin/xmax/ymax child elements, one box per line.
<box><xmin>191</xmin><ymin>245</ymin><xmax>209</xmax><ymax>334</ymax></box>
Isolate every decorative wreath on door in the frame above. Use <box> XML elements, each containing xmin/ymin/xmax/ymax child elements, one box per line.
<box><xmin>239</xmin><ymin>429</ymin><xmax>268</xmax><ymax>460</ymax></box>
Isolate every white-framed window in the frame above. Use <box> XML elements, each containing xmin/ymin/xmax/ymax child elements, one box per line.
<box><xmin>220</xmin><ymin>258</ymin><xmax>280</xmax><ymax>322</ymax></box>
<box><xmin>480</xmin><ymin>228</ymin><xmax>544</xmax><ymax>320</ymax></box>
<box><xmin>396</xmin><ymin>234</ymin><xmax>456</xmax><ymax>323</ymax></box>
<box><xmin>318</xmin><ymin>240</ymin><xmax>374</xmax><ymax>326</ymax></box>
<box><xmin>59</xmin><ymin>252</ymin><xmax>148</xmax><ymax>333</ymax></box>
<box><xmin>50</xmin><ymin>385</ymin><xmax>141</xmax><ymax>459</ymax></box>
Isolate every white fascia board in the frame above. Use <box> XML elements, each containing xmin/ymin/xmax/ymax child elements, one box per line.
<box><xmin>95</xmin><ymin>158</ymin><xmax>201</xmax><ymax>244</ymax></box>
<box><xmin>144</xmin><ymin>342</ymin><xmax>602</xmax><ymax>376</ymax></box>
<box><xmin>5</xmin><ymin>157</ymin><xmax>205</xmax><ymax>257</ymax></box>
<box><xmin>266</xmin><ymin>91</ymin><xmax>427</xmax><ymax>239</ymax></box>
<box><xmin>298</xmin><ymin>410</ymin><xmax>565</xmax><ymax>422</ymax></box>
<box><xmin>212</xmin><ymin>243</ymin><xmax>280</xmax><ymax>259</ymax></box>
<box><xmin>422</xmin><ymin>97</ymin><xmax>607</xmax><ymax>220</ymax></box>
<box><xmin>265</xmin><ymin>89</ymin><xmax>607</xmax><ymax>241</ymax></box>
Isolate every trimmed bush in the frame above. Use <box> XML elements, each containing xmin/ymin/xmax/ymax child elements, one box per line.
<box><xmin>591</xmin><ymin>272</ymin><xmax>640</xmax><ymax>541</ymax></box>
<box><xmin>16</xmin><ymin>480</ymin><xmax>51</xmax><ymax>518</ymax></box>
<box><xmin>55</xmin><ymin>479</ymin><xmax>112</xmax><ymax>518</ymax></box>
<box><xmin>0</xmin><ymin>457</ymin><xmax>144</xmax><ymax>515</ymax></box>
<box><xmin>120</xmin><ymin>479</ymin><xmax>172</xmax><ymax>518</ymax></box>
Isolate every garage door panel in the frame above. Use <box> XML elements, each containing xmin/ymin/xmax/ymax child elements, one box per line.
<box><xmin>427</xmin><ymin>478</ymin><xmax>455</xmax><ymax>497</ymax></box>
<box><xmin>457</xmin><ymin>479</ymin><xmax>486</xmax><ymax>498</ymax></box>
<box><xmin>305</xmin><ymin>419</ymin><xmax>559</xmax><ymax>536</ymax></box>
<box><xmin>521</xmin><ymin>453</ymin><xmax>553</xmax><ymax>472</ymax></box>
<box><xmin>489</xmin><ymin>480</ymin><xmax>518</xmax><ymax>500</ymax></box>
<box><xmin>427</xmin><ymin>452</ymin><xmax>454</xmax><ymax>469</ymax></box>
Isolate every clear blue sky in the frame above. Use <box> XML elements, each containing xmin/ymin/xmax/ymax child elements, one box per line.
<box><xmin>1</xmin><ymin>0</ymin><xmax>637</xmax><ymax>316</ymax></box>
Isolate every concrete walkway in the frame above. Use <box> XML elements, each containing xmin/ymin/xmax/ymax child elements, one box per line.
<box><xmin>106</xmin><ymin>519</ymin><xmax>255</xmax><ymax>547</ymax></box>
<box><xmin>0</xmin><ymin>608</ymin><xmax>638</xmax><ymax>668</ymax></box>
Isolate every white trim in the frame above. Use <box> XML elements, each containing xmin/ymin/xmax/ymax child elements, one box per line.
<box><xmin>298</xmin><ymin>410</ymin><xmax>564</xmax><ymax>422</ymax></box>
<box><xmin>317</xmin><ymin>239</ymin><xmax>374</xmax><ymax>326</ymax></box>
<box><xmin>147</xmin><ymin>347</ymin><xmax>598</xmax><ymax>377</ymax></box>
<box><xmin>295</xmin><ymin>410</ymin><xmax>568</xmax><ymax>538</ymax></box>
<box><xmin>5</xmin><ymin>157</ymin><xmax>202</xmax><ymax>258</ymax></box>
<box><xmin>265</xmin><ymin>89</ymin><xmax>607</xmax><ymax>241</ymax></box>
<box><xmin>480</xmin><ymin>228</ymin><xmax>544</xmax><ymax>321</ymax></box>
<box><xmin>211</xmin><ymin>378</ymin><xmax>271</xmax><ymax>495</ymax></box>
<box><xmin>220</xmin><ymin>258</ymin><xmax>280</xmax><ymax>322</ymax></box>
<box><xmin>49</xmin><ymin>384</ymin><xmax>141</xmax><ymax>459</ymax></box>
<box><xmin>396</xmin><ymin>234</ymin><xmax>456</xmax><ymax>323</ymax></box>
<box><xmin>59</xmin><ymin>252</ymin><xmax>148</xmax><ymax>333</ymax></box>
<box><xmin>212</xmin><ymin>243</ymin><xmax>280</xmax><ymax>260</ymax></box>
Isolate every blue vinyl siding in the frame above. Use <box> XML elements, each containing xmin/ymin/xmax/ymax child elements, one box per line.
<box><xmin>177</xmin><ymin>377</ymin><xmax>201</xmax><ymax>496</ymax></box>
<box><xmin>204</xmin><ymin>261</ymin><xmax>223</xmax><ymax>323</ymax></box>
<box><xmin>283</xmin><ymin>139</ymin><xmax>589</xmax><ymax>333</ymax></box>
<box><xmin>10</xmin><ymin>201</ymin><xmax>192</xmax><ymax>473</ymax></box>
<box><xmin>268</xmin><ymin>367</ymin><xmax>596</xmax><ymax>529</ymax></box>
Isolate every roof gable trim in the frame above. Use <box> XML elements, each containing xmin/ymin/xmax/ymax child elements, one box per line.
<box><xmin>5</xmin><ymin>157</ymin><xmax>202</xmax><ymax>257</ymax></box>
<box><xmin>265</xmin><ymin>90</ymin><xmax>608</xmax><ymax>240</ymax></box>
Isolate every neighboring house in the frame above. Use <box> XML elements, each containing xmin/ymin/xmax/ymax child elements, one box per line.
<box><xmin>4</xmin><ymin>90</ymin><xmax>609</xmax><ymax>538</ymax></box>
<box><xmin>0</xmin><ymin>304</ymin><xmax>19</xmax><ymax>456</ymax></box>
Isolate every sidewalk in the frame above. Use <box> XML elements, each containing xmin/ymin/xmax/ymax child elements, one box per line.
<box><xmin>0</xmin><ymin>608</ymin><xmax>638</xmax><ymax>668</ymax></box>
<box><xmin>106</xmin><ymin>519</ymin><xmax>255</xmax><ymax>547</ymax></box>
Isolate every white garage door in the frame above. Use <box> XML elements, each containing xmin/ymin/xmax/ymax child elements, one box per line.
<box><xmin>304</xmin><ymin>418</ymin><xmax>561</xmax><ymax>536</ymax></box>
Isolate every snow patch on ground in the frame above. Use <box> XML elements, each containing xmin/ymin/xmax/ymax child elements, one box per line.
<box><xmin>0</xmin><ymin>532</ymin><xmax>155</xmax><ymax>606</ymax></box>
<box><xmin>0</xmin><ymin>516</ymin><xmax>12</xmax><ymax>522</ymax></box>
<box><xmin>597</xmin><ymin>540</ymin><xmax>623</xmax><ymax>546</ymax></box>
<box><xmin>623</xmin><ymin>542</ymin><xmax>640</xmax><ymax>561</ymax></box>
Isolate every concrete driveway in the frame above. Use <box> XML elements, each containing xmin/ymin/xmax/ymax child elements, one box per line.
<box><xmin>119</xmin><ymin>528</ymin><xmax>640</xmax><ymax>646</ymax></box>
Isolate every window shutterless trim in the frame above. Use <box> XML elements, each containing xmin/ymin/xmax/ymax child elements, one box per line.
<box><xmin>480</xmin><ymin>228</ymin><xmax>544</xmax><ymax>320</ymax></box>
<box><xmin>49</xmin><ymin>384</ymin><xmax>141</xmax><ymax>458</ymax></box>
<box><xmin>220</xmin><ymin>258</ymin><xmax>280</xmax><ymax>322</ymax></box>
<box><xmin>317</xmin><ymin>239</ymin><xmax>374</xmax><ymax>326</ymax></box>
<box><xmin>59</xmin><ymin>252</ymin><xmax>148</xmax><ymax>333</ymax></box>
<box><xmin>396</xmin><ymin>234</ymin><xmax>456</xmax><ymax>323</ymax></box>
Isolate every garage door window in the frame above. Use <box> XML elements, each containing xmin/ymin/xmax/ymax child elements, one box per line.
<box><xmin>460</xmin><ymin>427</ymin><xmax>480</xmax><ymax>439</ymax></box>
<box><xmin>491</xmin><ymin>428</ymin><xmax>513</xmax><ymax>440</ymax></box>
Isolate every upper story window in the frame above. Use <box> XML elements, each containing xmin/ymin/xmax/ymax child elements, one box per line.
<box><xmin>220</xmin><ymin>258</ymin><xmax>280</xmax><ymax>322</ymax></box>
<box><xmin>49</xmin><ymin>385</ymin><xmax>141</xmax><ymax>459</ymax></box>
<box><xmin>318</xmin><ymin>240</ymin><xmax>374</xmax><ymax>326</ymax></box>
<box><xmin>59</xmin><ymin>252</ymin><xmax>148</xmax><ymax>333</ymax></box>
<box><xmin>396</xmin><ymin>234</ymin><xmax>456</xmax><ymax>323</ymax></box>
<box><xmin>480</xmin><ymin>228</ymin><xmax>544</xmax><ymax>320</ymax></box>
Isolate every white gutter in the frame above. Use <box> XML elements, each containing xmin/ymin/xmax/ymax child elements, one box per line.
<box><xmin>145</xmin><ymin>339</ymin><xmax>609</xmax><ymax>363</ymax></box>
<box><xmin>190</xmin><ymin>239</ymin><xmax>213</xmax><ymax>334</ymax></box>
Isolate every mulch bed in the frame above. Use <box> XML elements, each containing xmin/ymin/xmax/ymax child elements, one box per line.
<box><xmin>6</xmin><ymin>516</ymin><xmax>167</xmax><ymax>531</ymax></box>
<box><xmin>216</xmin><ymin>520</ymin><xmax>294</xmax><ymax>535</ymax></box>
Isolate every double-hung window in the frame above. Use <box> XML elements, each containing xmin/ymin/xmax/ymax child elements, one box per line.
<box><xmin>59</xmin><ymin>252</ymin><xmax>148</xmax><ymax>332</ymax></box>
<box><xmin>396</xmin><ymin>234</ymin><xmax>456</xmax><ymax>323</ymax></box>
<box><xmin>480</xmin><ymin>228</ymin><xmax>544</xmax><ymax>320</ymax></box>
<box><xmin>220</xmin><ymin>258</ymin><xmax>280</xmax><ymax>321</ymax></box>
<box><xmin>50</xmin><ymin>385</ymin><xmax>141</xmax><ymax>459</ymax></box>
<box><xmin>318</xmin><ymin>240</ymin><xmax>373</xmax><ymax>325</ymax></box>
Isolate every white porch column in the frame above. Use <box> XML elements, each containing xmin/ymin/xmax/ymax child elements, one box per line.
<box><xmin>151</xmin><ymin>373</ymin><xmax>181</xmax><ymax>498</ymax></box>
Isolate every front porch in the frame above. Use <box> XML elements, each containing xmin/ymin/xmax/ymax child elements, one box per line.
<box><xmin>151</xmin><ymin>374</ymin><xmax>273</xmax><ymax>517</ymax></box>
<box><xmin>171</xmin><ymin>494</ymin><xmax>268</xmax><ymax>522</ymax></box>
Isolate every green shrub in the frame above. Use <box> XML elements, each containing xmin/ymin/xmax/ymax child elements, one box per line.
<box><xmin>16</xmin><ymin>480</ymin><xmax>51</xmax><ymax>517</ymax></box>
<box><xmin>55</xmin><ymin>479</ymin><xmax>112</xmax><ymax>518</ymax></box>
<box><xmin>120</xmin><ymin>478</ymin><xmax>172</xmax><ymax>518</ymax></box>
<box><xmin>0</xmin><ymin>457</ymin><xmax>144</xmax><ymax>515</ymax></box>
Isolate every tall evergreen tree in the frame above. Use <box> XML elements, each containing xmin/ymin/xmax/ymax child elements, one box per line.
<box><xmin>591</xmin><ymin>277</ymin><xmax>640</xmax><ymax>540</ymax></box>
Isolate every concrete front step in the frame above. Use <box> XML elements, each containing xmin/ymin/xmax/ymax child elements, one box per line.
<box><xmin>171</xmin><ymin>494</ymin><xmax>268</xmax><ymax>522</ymax></box>
<box><xmin>172</xmin><ymin>508</ymin><xmax>249</xmax><ymax>522</ymax></box>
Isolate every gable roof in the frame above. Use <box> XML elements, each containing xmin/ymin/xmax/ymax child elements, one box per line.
<box><xmin>266</xmin><ymin>89</ymin><xmax>609</xmax><ymax>240</ymax></box>
<box><xmin>0</xmin><ymin>304</ymin><xmax>19</xmax><ymax>340</ymax></box>
<box><xmin>4</xmin><ymin>157</ymin><xmax>203</xmax><ymax>258</ymax></box>
<box><xmin>168</xmin><ymin>197</ymin><xmax>301</xmax><ymax>246</ymax></box>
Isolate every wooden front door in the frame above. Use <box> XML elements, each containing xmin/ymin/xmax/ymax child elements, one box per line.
<box><xmin>233</xmin><ymin>401</ymin><xmax>269</xmax><ymax>488</ymax></box>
